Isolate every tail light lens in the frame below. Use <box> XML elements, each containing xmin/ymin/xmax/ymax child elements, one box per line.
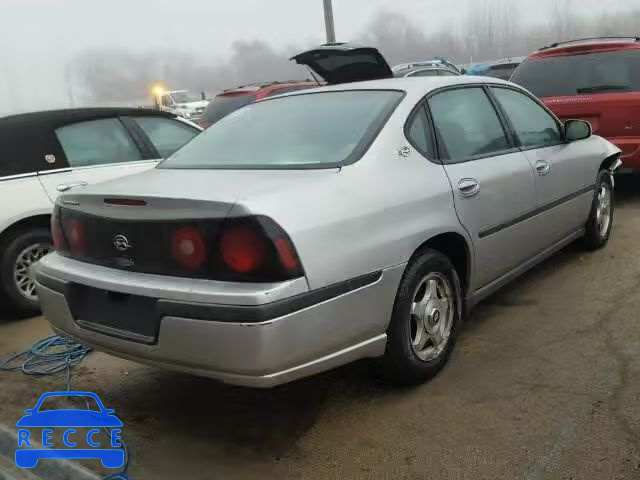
<box><xmin>65</xmin><ymin>218</ymin><xmax>86</xmax><ymax>255</ymax></box>
<box><xmin>171</xmin><ymin>228</ymin><xmax>206</xmax><ymax>271</ymax></box>
<box><xmin>220</xmin><ymin>227</ymin><xmax>266</xmax><ymax>273</ymax></box>
<box><xmin>51</xmin><ymin>206</ymin><xmax>68</xmax><ymax>253</ymax></box>
<box><xmin>215</xmin><ymin>216</ymin><xmax>303</xmax><ymax>282</ymax></box>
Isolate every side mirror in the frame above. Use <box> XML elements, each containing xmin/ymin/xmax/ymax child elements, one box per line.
<box><xmin>565</xmin><ymin>119</ymin><xmax>592</xmax><ymax>142</ymax></box>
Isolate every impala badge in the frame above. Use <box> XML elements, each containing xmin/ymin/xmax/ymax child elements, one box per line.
<box><xmin>113</xmin><ymin>235</ymin><xmax>132</xmax><ymax>252</ymax></box>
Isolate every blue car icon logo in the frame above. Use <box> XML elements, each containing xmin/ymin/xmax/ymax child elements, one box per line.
<box><xmin>15</xmin><ymin>391</ymin><xmax>124</xmax><ymax>469</ymax></box>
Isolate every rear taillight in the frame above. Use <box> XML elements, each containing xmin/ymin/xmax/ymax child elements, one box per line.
<box><xmin>215</xmin><ymin>216</ymin><xmax>303</xmax><ymax>282</ymax></box>
<box><xmin>54</xmin><ymin>208</ymin><xmax>302</xmax><ymax>283</ymax></box>
<box><xmin>51</xmin><ymin>206</ymin><xmax>68</xmax><ymax>253</ymax></box>
<box><xmin>65</xmin><ymin>218</ymin><xmax>86</xmax><ymax>255</ymax></box>
<box><xmin>274</xmin><ymin>238</ymin><xmax>299</xmax><ymax>272</ymax></box>
<box><xmin>171</xmin><ymin>228</ymin><xmax>206</xmax><ymax>271</ymax></box>
<box><xmin>220</xmin><ymin>227</ymin><xmax>267</xmax><ymax>273</ymax></box>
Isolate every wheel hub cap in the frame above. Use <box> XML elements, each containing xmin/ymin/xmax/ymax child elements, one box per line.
<box><xmin>410</xmin><ymin>272</ymin><xmax>454</xmax><ymax>361</ymax></box>
<box><xmin>428</xmin><ymin>308</ymin><xmax>440</xmax><ymax>326</ymax></box>
<box><xmin>13</xmin><ymin>243</ymin><xmax>52</xmax><ymax>301</ymax></box>
<box><xmin>596</xmin><ymin>183</ymin><xmax>611</xmax><ymax>238</ymax></box>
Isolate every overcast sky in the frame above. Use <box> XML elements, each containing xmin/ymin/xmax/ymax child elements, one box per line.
<box><xmin>0</xmin><ymin>0</ymin><xmax>637</xmax><ymax>114</ymax></box>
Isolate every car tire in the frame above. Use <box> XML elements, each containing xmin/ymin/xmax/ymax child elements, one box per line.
<box><xmin>581</xmin><ymin>170</ymin><xmax>614</xmax><ymax>250</ymax></box>
<box><xmin>382</xmin><ymin>249</ymin><xmax>463</xmax><ymax>386</ymax></box>
<box><xmin>0</xmin><ymin>227</ymin><xmax>52</xmax><ymax>316</ymax></box>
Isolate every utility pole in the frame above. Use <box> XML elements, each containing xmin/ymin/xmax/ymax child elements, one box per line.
<box><xmin>323</xmin><ymin>0</ymin><xmax>336</xmax><ymax>43</ymax></box>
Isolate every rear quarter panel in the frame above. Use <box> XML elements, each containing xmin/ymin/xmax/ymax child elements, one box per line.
<box><xmin>0</xmin><ymin>176</ymin><xmax>52</xmax><ymax>236</ymax></box>
<box><xmin>233</xmin><ymin>114</ymin><xmax>471</xmax><ymax>290</ymax></box>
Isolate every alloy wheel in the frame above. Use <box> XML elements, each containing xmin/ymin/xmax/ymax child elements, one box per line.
<box><xmin>595</xmin><ymin>183</ymin><xmax>612</xmax><ymax>238</ymax></box>
<box><xmin>409</xmin><ymin>272</ymin><xmax>454</xmax><ymax>361</ymax></box>
<box><xmin>13</xmin><ymin>243</ymin><xmax>52</xmax><ymax>301</ymax></box>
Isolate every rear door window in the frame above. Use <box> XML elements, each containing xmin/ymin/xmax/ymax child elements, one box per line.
<box><xmin>428</xmin><ymin>87</ymin><xmax>511</xmax><ymax>162</ymax></box>
<box><xmin>491</xmin><ymin>87</ymin><xmax>562</xmax><ymax>148</ymax></box>
<box><xmin>512</xmin><ymin>49</ymin><xmax>640</xmax><ymax>97</ymax></box>
<box><xmin>55</xmin><ymin>118</ymin><xmax>142</xmax><ymax>168</ymax></box>
<box><xmin>133</xmin><ymin>117</ymin><xmax>199</xmax><ymax>158</ymax></box>
<box><xmin>406</xmin><ymin>106</ymin><xmax>431</xmax><ymax>156</ymax></box>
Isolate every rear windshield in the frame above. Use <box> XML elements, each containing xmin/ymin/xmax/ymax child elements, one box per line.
<box><xmin>202</xmin><ymin>94</ymin><xmax>256</xmax><ymax>125</ymax></box>
<box><xmin>160</xmin><ymin>90</ymin><xmax>403</xmax><ymax>169</ymax></box>
<box><xmin>481</xmin><ymin>64</ymin><xmax>519</xmax><ymax>80</ymax></box>
<box><xmin>512</xmin><ymin>49</ymin><xmax>640</xmax><ymax>97</ymax></box>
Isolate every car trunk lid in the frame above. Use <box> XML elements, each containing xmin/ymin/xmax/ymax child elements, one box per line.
<box><xmin>291</xmin><ymin>43</ymin><xmax>393</xmax><ymax>84</ymax></box>
<box><xmin>54</xmin><ymin>167</ymin><xmax>335</xmax><ymax>281</ymax></box>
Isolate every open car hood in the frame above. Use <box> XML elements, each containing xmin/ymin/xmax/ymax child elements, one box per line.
<box><xmin>291</xmin><ymin>43</ymin><xmax>393</xmax><ymax>85</ymax></box>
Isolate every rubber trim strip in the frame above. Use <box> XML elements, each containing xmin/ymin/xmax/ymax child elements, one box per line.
<box><xmin>157</xmin><ymin>271</ymin><xmax>383</xmax><ymax>323</ymax></box>
<box><xmin>479</xmin><ymin>184</ymin><xmax>595</xmax><ymax>239</ymax></box>
<box><xmin>75</xmin><ymin>320</ymin><xmax>156</xmax><ymax>345</ymax></box>
<box><xmin>35</xmin><ymin>268</ymin><xmax>383</xmax><ymax>324</ymax></box>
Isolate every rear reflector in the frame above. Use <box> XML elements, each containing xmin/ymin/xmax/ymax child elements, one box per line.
<box><xmin>104</xmin><ymin>198</ymin><xmax>147</xmax><ymax>206</ymax></box>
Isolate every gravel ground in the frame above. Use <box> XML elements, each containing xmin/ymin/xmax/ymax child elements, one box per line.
<box><xmin>1</xmin><ymin>177</ymin><xmax>640</xmax><ymax>480</ymax></box>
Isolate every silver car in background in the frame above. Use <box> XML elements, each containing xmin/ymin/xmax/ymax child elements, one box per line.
<box><xmin>35</xmin><ymin>44</ymin><xmax>621</xmax><ymax>387</ymax></box>
<box><xmin>392</xmin><ymin>58</ymin><xmax>462</xmax><ymax>78</ymax></box>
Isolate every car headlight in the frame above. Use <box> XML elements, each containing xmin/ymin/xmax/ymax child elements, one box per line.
<box><xmin>182</xmin><ymin>111</ymin><xmax>192</xmax><ymax>118</ymax></box>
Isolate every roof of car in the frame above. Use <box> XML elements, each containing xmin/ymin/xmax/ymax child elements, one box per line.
<box><xmin>220</xmin><ymin>80</ymin><xmax>321</xmax><ymax>95</ymax></box>
<box><xmin>396</xmin><ymin>66</ymin><xmax>460</xmax><ymax>77</ymax></box>
<box><xmin>529</xmin><ymin>37</ymin><xmax>640</xmax><ymax>59</ymax></box>
<box><xmin>275</xmin><ymin>75</ymin><xmax>511</xmax><ymax>96</ymax></box>
<box><xmin>1</xmin><ymin>107</ymin><xmax>174</xmax><ymax>126</ymax></box>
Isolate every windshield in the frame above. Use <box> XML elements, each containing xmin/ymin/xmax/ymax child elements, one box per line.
<box><xmin>171</xmin><ymin>91</ymin><xmax>201</xmax><ymax>103</ymax></box>
<box><xmin>161</xmin><ymin>90</ymin><xmax>403</xmax><ymax>169</ymax></box>
<box><xmin>511</xmin><ymin>49</ymin><xmax>640</xmax><ymax>97</ymax></box>
<box><xmin>482</xmin><ymin>64</ymin><xmax>519</xmax><ymax>80</ymax></box>
<box><xmin>202</xmin><ymin>94</ymin><xmax>256</xmax><ymax>125</ymax></box>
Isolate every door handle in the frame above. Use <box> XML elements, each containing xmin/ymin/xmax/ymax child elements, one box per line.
<box><xmin>535</xmin><ymin>160</ymin><xmax>551</xmax><ymax>176</ymax></box>
<box><xmin>457</xmin><ymin>178</ymin><xmax>480</xmax><ymax>197</ymax></box>
<box><xmin>57</xmin><ymin>181</ymin><xmax>88</xmax><ymax>192</ymax></box>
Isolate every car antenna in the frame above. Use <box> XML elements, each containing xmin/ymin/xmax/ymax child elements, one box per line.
<box><xmin>306</xmin><ymin>66</ymin><xmax>322</xmax><ymax>86</ymax></box>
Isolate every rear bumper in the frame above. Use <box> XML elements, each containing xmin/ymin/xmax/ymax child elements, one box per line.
<box><xmin>34</xmin><ymin>254</ymin><xmax>403</xmax><ymax>388</ymax></box>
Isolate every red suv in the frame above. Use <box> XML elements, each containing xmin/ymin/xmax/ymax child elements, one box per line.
<box><xmin>512</xmin><ymin>36</ymin><xmax>640</xmax><ymax>171</ymax></box>
<box><xmin>199</xmin><ymin>80</ymin><xmax>321</xmax><ymax>128</ymax></box>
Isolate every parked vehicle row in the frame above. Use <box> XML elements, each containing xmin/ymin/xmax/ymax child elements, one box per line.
<box><xmin>0</xmin><ymin>108</ymin><xmax>201</xmax><ymax>313</ymax></box>
<box><xmin>512</xmin><ymin>36</ymin><xmax>640</xmax><ymax>172</ymax></box>
<box><xmin>392</xmin><ymin>58</ymin><xmax>462</xmax><ymax>78</ymax></box>
<box><xmin>33</xmin><ymin>43</ymin><xmax>621</xmax><ymax>388</ymax></box>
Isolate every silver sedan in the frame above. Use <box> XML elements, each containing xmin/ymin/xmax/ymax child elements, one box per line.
<box><xmin>35</xmin><ymin>45</ymin><xmax>621</xmax><ymax>387</ymax></box>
